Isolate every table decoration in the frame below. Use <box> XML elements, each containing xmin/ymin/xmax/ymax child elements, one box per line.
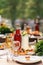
<box><xmin>35</xmin><ymin>40</ymin><xmax>43</xmax><ymax>56</ymax></box>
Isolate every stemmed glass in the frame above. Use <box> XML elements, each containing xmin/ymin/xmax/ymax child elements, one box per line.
<box><xmin>6</xmin><ymin>41</ymin><xmax>20</xmax><ymax>62</ymax></box>
<box><xmin>12</xmin><ymin>41</ymin><xmax>20</xmax><ymax>56</ymax></box>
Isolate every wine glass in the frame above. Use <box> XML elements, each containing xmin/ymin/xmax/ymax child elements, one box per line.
<box><xmin>12</xmin><ymin>41</ymin><xmax>20</xmax><ymax>56</ymax></box>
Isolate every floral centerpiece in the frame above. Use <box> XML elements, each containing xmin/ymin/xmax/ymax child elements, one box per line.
<box><xmin>0</xmin><ymin>23</ymin><xmax>14</xmax><ymax>34</ymax></box>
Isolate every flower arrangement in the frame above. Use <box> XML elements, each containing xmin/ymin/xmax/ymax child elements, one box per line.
<box><xmin>0</xmin><ymin>23</ymin><xmax>14</xmax><ymax>34</ymax></box>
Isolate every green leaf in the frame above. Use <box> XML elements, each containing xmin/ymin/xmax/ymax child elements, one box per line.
<box><xmin>35</xmin><ymin>40</ymin><xmax>43</xmax><ymax>56</ymax></box>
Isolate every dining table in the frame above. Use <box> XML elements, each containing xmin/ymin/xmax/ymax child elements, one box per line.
<box><xmin>0</xmin><ymin>34</ymin><xmax>43</xmax><ymax>65</ymax></box>
<box><xmin>0</xmin><ymin>58</ymin><xmax>43</xmax><ymax>65</ymax></box>
<box><xmin>0</xmin><ymin>49</ymin><xmax>43</xmax><ymax>65</ymax></box>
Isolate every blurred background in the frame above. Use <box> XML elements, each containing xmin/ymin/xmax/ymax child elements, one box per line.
<box><xmin>0</xmin><ymin>0</ymin><xmax>43</xmax><ymax>32</ymax></box>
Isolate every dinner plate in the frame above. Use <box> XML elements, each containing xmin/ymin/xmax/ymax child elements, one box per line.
<box><xmin>0</xmin><ymin>34</ymin><xmax>6</xmax><ymax>38</ymax></box>
<box><xmin>13</xmin><ymin>56</ymin><xmax>41</xmax><ymax>64</ymax></box>
<box><xmin>0</xmin><ymin>49</ymin><xmax>8</xmax><ymax>56</ymax></box>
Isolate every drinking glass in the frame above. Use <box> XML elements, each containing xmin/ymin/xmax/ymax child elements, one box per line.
<box><xmin>12</xmin><ymin>41</ymin><xmax>20</xmax><ymax>56</ymax></box>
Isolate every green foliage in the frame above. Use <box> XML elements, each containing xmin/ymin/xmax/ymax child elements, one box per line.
<box><xmin>0</xmin><ymin>0</ymin><xmax>9</xmax><ymax>18</ymax></box>
<box><xmin>0</xmin><ymin>0</ymin><xmax>43</xmax><ymax>19</ymax></box>
<box><xmin>0</xmin><ymin>26</ymin><xmax>13</xmax><ymax>34</ymax></box>
<box><xmin>35</xmin><ymin>40</ymin><xmax>43</xmax><ymax>56</ymax></box>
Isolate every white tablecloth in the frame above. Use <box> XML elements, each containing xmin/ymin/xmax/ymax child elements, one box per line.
<box><xmin>0</xmin><ymin>49</ymin><xmax>43</xmax><ymax>65</ymax></box>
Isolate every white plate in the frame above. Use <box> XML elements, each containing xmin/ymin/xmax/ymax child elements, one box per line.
<box><xmin>13</xmin><ymin>56</ymin><xmax>41</xmax><ymax>64</ymax></box>
<box><xmin>0</xmin><ymin>34</ymin><xmax>6</xmax><ymax>38</ymax></box>
<box><xmin>0</xmin><ymin>49</ymin><xmax>8</xmax><ymax>56</ymax></box>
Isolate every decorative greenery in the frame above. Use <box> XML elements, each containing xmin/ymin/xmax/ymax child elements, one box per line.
<box><xmin>35</xmin><ymin>40</ymin><xmax>43</xmax><ymax>56</ymax></box>
<box><xmin>0</xmin><ymin>26</ymin><xmax>13</xmax><ymax>34</ymax></box>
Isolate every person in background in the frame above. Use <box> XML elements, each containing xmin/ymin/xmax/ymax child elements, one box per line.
<box><xmin>27</xmin><ymin>19</ymin><xmax>35</xmax><ymax>31</ymax></box>
<box><xmin>20</xmin><ymin>18</ymin><xmax>27</xmax><ymax>30</ymax></box>
<box><xmin>35</xmin><ymin>23</ymin><xmax>39</xmax><ymax>31</ymax></box>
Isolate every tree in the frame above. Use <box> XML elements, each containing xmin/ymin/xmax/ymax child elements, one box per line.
<box><xmin>27</xmin><ymin>0</ymin><xmax>43</xmax><ymax>19</ymax></box>
<box><xmin>6</xmin><ymin>0</ymin><xmax>20</xmax><ymax>27</ymax></box>
<box><xmin>0</xmin><ymin>0</ymin><xmax>9</xmax><ymax>16</ymax></box>
<box><xmin>0</xmin><ymin>0</ymin><xmax>43</xmax><ymax>27</ymax></box>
